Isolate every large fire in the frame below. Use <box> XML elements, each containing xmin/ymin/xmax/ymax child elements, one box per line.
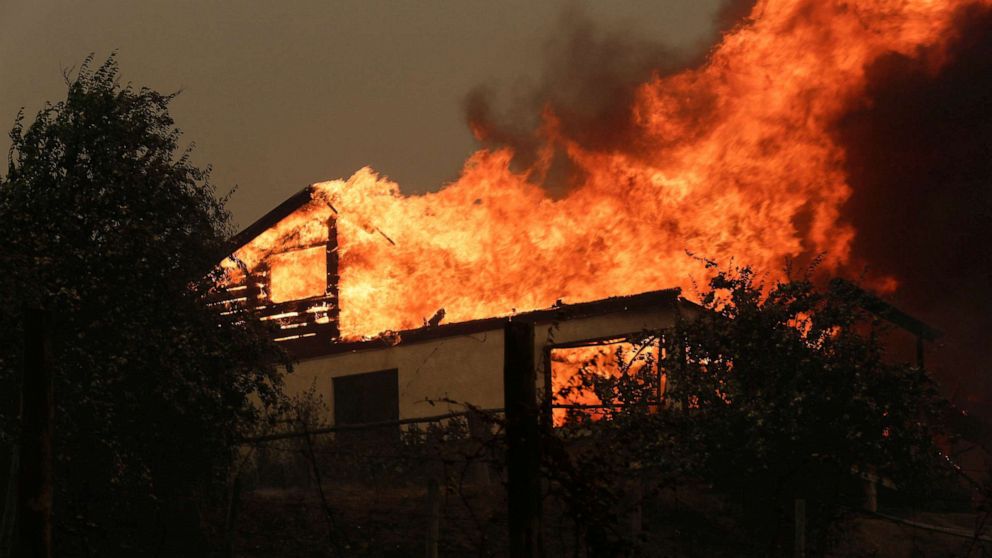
<box><xmin>231</xmin><ymin>0</ymin><xmax>982</xmax><ymax>340</ymax></box>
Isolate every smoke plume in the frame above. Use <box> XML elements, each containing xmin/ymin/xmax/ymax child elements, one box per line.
<box><xmin>464</xmin><ymin>4</ymin><xmax>739</xmax><ymax>195</ymax></box>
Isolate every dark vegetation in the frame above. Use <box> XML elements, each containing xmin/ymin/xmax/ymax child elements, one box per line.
<box><xmin>545</xmin><ymin>264</ymin><xmax>962</xmax><ymax>556</ymax></box>
<box><xmin>226</xmin><ymin>266</ymin><xmax>977</xmax><ymax>557</ymax></box>
<box><xmin>836</xmin><ymin>3</ymin><xmax>992</xmax><ymax>421</ymax></box>
<box><xmin>0</xmin><ymin>55</ymin><xmax>287</xmax><ymax>555</ymax></box>
<box><xmin>0</xmin><ymin>55</ymin><xmax>980</xmax><ymax>557</ymax></box>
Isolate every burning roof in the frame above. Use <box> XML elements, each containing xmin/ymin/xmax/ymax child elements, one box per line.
<box><xmin>219</xmin><ymin>0</ymin><xmax>977</xmax><ymax>363</ymax></box>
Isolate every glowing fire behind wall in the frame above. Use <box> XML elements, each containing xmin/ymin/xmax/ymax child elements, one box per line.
<box><xmin>232</xmin><ymin>0</ymin><xmax>984</xmax><ymax>340</ymax></box>
<box><xmin>551</xmin><ymin>339</ymin><xmax>664</xmax><ymax>425</ymax></box>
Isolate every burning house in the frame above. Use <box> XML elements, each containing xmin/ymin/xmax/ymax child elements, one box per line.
<box><xmin>213</xmin><ymin>0</ymin><xmax>980</xmax><ymax>430</ymax></box>
<box><xmin>213</xmin><ymin>176</ymin><xmax>958</xmax><ymax>556</ymax></box>
<box><xmin>218</xmin><ymin>178</ymin><xmax>941</xmax><ymax>431</ymax></box>
<box><xmin>217</xmin><ymin>184</ymin><xmax>705</xmax><ymax>427</ymax></box>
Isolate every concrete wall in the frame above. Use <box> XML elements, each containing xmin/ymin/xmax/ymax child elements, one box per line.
<box><xmin>287</xmin><ymin>327</ymin><xmax>506</xmax><ymax>422</ymax></box>
<box><xmin>284</xmin><ymin>304</ymin><xmax>679</xmax><ymax>425</ymax></box>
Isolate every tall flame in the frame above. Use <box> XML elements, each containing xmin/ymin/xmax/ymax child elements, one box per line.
<box><xmin>234</xmin><ymin>0</ymin><xmax>982</xmax><ymax>339</ymax></box>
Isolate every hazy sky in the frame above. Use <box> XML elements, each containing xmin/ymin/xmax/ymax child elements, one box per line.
<box><xmin>1</xmin><ymin>0</ymin><xmax>726</xmax><ymax>229</ymax></box>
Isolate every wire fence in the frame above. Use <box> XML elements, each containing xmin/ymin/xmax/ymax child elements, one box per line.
<box><xmin>220</xmin><ymin>406</ymin><xmax>992</xmax><ymax>558</ymax></box>
<box><xmin>228</xmin><ymin>406</ymin><xmax>661</xmax><ymax>557</ymax></box>
<box><xmin>229</xmin><ymin>409</ymin><xmax>511</xmax><ymax>557</ymax></box>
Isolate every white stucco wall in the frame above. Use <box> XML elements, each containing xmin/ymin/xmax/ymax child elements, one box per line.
<box><xmin>284</xmin><ymin>304</ymin><xmax>680</xmax><ymax>425</ymax></box>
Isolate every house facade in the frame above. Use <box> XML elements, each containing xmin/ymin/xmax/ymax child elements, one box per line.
<box><xmin>218</xmin><ymin>185</ymin><xmax>701</xmax><ymax>428</ymax></box>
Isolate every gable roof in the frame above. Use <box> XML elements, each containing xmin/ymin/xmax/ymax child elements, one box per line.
<box><xmin>226</xmin><ymin>185</ymin><xmax>315</xmax><ymax>254</ymax></box>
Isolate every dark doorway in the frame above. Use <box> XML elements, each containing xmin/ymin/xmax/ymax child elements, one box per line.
<box><xmin>333</xmin><ymin>369</ymin><xmax>399</xmax><ymax>444</ymax></box>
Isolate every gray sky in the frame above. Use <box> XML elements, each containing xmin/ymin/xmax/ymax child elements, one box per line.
<box><xmin>1</xmin><ymin>0</ymin><xmax>725</xmax><ymax>228</ymax></box>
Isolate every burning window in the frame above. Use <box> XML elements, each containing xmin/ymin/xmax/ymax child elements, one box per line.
<box><xmin>550</xmin><ymin>336</ymin><xmax>665</xmax><ymax>425</ymax></box>
<box><xmin>268</xmin><ymin>246</ymin><xmax>326</xmax><ymax>303</ymax></box>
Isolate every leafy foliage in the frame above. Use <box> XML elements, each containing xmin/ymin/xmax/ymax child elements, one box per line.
<box><xmin>549</xmin><ymin>265</ymin><xmax>952</xmax><ymax>555</ymax></box>
<box><xmin>678</xmin><ymin>268</ymin><xmax>948</xmax><ymax>494</ymax></box>
<box><xmin>0</xmin><ymin>54</ymin><xmax>287</xmax><ymax>554</ymax></box>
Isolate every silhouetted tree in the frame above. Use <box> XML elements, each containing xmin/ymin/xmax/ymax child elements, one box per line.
<box><xmin>0</xmin><ymin>54</ymin><xmax>287</xmax><ymax>555</ymax></box>
<box><xmin>550</xmin><ymin>264</ymin><xmax>953</xmax><ymax>556</ymax></box>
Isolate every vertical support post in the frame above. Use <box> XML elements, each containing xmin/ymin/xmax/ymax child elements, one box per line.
<box><xmin>325</xmin><ymin>217</ymin><xmax>341</xmax><ymax>339</ymax></box>
<box><xmin>541</xmin><ymin>344</ymin><xmax>554</xmax><ymax>436</ymax></box>
<box><xmin>0</xmin><ymin>443</ymin><xmax>19</xmax><ymax>557</ymax></box>
<box><xmin>794</xmin><ymin>498</ymin><xmax>806</xmax><ymax>558</ymax></box>
<box><xmin>425</xmin><ymin>478</ymin><xmax>441</xmax><ymax>558</ymax></box>
<box><xmin>325</xmin><ymin>219</ymin><xmax>339</xmax><ymax>307</ymax></box>
<box><xmin>18</xmin><ymin>309</ymin><xmax>54</xmax><ymax>558</ymax></box>
<box><xmin>504</xmin><ymin>320</ymin><xmax>541</xmax><ymax>558</ymax></box>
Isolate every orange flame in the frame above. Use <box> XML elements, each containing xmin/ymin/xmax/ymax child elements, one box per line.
<box><xmin>550</xmin><ymin>339</ymin><xmax>663</xmax><ymax>424</ymax></box>
<box><xmin>268</xmin><ymin>247</ymin><xmax>326</xmax><ymax>303</ymax></box>
<box><xmin>232</xmin><ymin>0</ymin><xmax>980</xmax><ymax>339</ymax></box>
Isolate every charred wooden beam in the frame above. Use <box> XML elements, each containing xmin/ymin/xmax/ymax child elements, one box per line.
<box><xmin>326</xmin><ymin>217</ymin><xmax>340</xmax><ymax>339</ymax></box>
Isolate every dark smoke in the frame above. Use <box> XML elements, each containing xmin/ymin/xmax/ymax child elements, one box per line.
<box><xmin>836</xmin><ymin>3</ymin><xmax>992</xmax><ymax>413</ymax></box>
<box><xmin>714</xmin><ymin>0</ymin><xmax>759</xmax><ymax>32</ymax></box>
<box><xmin>464</xmin><ymin>2</ymin><xmax>756</xmax><ymax>195</ymax></box>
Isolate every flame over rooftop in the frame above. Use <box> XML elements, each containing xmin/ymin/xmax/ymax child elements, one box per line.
<box><xmin>225</xmin><ymin>0</ymin><xmax>985</xmax><ymax>341</ymax></box>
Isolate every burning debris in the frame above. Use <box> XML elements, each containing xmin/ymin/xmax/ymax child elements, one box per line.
<box><xmin>424</xmin><ymin>308</ymin><xmax>446</xmax><ymax>328</ymax></box>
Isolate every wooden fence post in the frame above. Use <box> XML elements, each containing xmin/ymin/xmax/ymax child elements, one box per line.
<box><xmin>17</xmin><ymin>309</ymin><xmax>54</xmax><ymax>558</ymax></box>
<box><xmin>504</xmin><ymin>320</ymin><xmax>541</xmax><ymax>557</ymax></box>
<box><xmin>225</xmin><ymin>471</ymin><xmax>243</xmax><ymax>558</ymax></box>
<box><xmin>425</xmin><ymin>478</ymin><xmax>441</xmax><ymax>558</ymax></box>
<box><xmin>794</xmin><ymin>498</ymin><xmax>806</xmax><ymax>558</ymax></box>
